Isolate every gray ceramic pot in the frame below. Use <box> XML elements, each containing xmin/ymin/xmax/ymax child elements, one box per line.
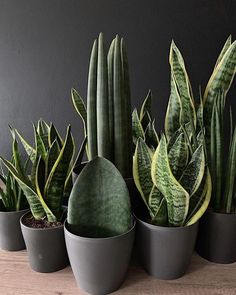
<box><xmin>136</xmin><ymin>216</ymin><xmax>198</xmax><ymax>280</ymax></box>
<box><xmin>64</xmin><ymin>220</ymin><xmax>135</xmax><ymax>295</ymax></box>
<box><xmin>20</xmin><ymin>212</ymin><xmax>69</xmax><ymax>273</ymax></box>
<box><xmin>196</xmin><ymin>211</ymin><xmax>236</xmax><ymax>264</ymax></box>
<box><xmin>0</xmin><ymin>208</ymin><xmax>28</xmax><ymax>251</ymax></box>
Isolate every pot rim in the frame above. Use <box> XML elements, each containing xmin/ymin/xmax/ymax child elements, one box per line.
<box><xmin>205</xmin><ymin>209</ymin><xmax>236</xmax><ymax>216</ymax></box>
<box><xmin>134</xmin><ymin>213</ymin><xmax>198</xmax><ymax>231</ymax></box>
<box><xmin>0</xmin><ymin>208</ymin><xmax>29</xmax><ymax>215</ymax></box>
<box><xmin>64</xmin><ymin>218</ymin><xmax>136</xmax><ymax>242</ymax></box>
<box><xmin>20</xmin><ymin>211</ymin><xmax>65</xmax><ymax>232</ymax></box>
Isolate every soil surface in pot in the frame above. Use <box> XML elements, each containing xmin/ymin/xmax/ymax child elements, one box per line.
<box><xmin>22</xmin><ymin>214</ymin><xmax>63</xmax><ymax>229</ymax></box>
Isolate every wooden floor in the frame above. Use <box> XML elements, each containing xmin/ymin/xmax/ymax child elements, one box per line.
<box><xmin>0</xmin><ymin>250</ymin><xmax>235</xmax><ymax>295</ymax></box>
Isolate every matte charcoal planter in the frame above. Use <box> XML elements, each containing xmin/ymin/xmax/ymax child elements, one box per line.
<box><xmin>0</xmin><ymin>208</ymin><xmax>28</xmax><ymax>251</ymax></box>
<box><xmin>20</xmin><ymin>212</ymin><xmax>69</xmax><ymax>273</ymax></box>
<box><xmin>136</xmin><ymin>215</ymin><xmax>198</xmax><ymax>280</ymax></box>
<box><xmin>196</xmin><ymin>211</ymin><xmax>236</xmax><ymax>264</ymax></box>
<box><xmin>64</xmin><ymin>220</ymin><xmax>135</xmax><ymax>295</ymax></box>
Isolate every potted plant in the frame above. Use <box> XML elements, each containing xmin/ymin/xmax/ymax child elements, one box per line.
<box><xmin>70</xmin><ymin>33</ymin><xmax>133</xmax><ymax>187</ymax></box>
<box><xmin>0</xmin><ymin>128</ymin><xmax>29</xmax><ymax>251</ymax></box>
<box><xmin>65</xmin><ymin>157</ymin><xmax>135</xmax><ymax>295</ymax></box>
<box><xmin>196</xmin><ymin>36</ymin><xmax>236</xmax><ymax>264</ymax></box>
<box><xmin>133</xmin><ymin>41</ymin><xmax>212</xmax><ymax>280</ymax></box>
<box><xmin>0</xmin><ymin>120</ymin><xmax>84</xmax><ymax>272</ymax></box>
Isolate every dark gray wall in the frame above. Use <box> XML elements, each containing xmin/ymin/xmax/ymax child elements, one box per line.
<box><xmin>0</xmin><ymin>0</ymin><xmax>235</xmax><ymax>156</ymax></box>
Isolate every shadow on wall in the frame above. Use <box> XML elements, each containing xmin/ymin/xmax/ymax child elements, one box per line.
<box><xmin>0</xmin><ymin>0</ymin><xmax>235</xmax><ymax>157</ymax></box>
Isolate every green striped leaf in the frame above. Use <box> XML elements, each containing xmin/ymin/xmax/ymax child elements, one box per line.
<box><xmin>132</xmin><ymin>109</ymin><xmax>145</xmax><ymax>145</ymax></box>
<box><xmin>15</xmin><ymin>129</ymin><xmax>36</xmax><ymax>163</ymax></box>
<box><xmin>133</xmin><ymin>138</ymin><xmax>153</xmax><ymax>211</ymax></box>
<box><xmin>0</xmin><ymin>157</ymin><xmax>45</xmax><ymax>220</ymax></box>
<box><xmin>151</xmin><ymin>135</ymin><xmax>189</xmax><ymax>226</ymax></box>
<box><xmin>35</xmin><ymin>157</ymin><xmax>56</xmax><ymax>222</ymax></box>
<box><xmin>49</xmin><ymin>123</ymin><xmax>63</xmax><ymax>148</ymax></box>
<box><xmin>151</xmin><ymin>197</ymin><xmax>168</xmax><ymax>226</ymax></box>
<box><xmin>165</xmin><ymin>73</ymin><xmax>181</xmax><ymax>139</ymax></box>
<box><xmin>214</xmin><ymin>35</ymin><xmax>232</xmax><ymax>69</ymax></box>
<box><xmin>45</xmin><ymin>140</ymin><xmax>60</xmax><ymax>182</ymax></box>
<box><xmin>71</xmin><ymin>88</ymin><xmax>87</xmax><ymax>136</ymax></box>
<box><xmin>140</xmin><ymin>90</ymin><xmax>152</xmax><ymax>121</ymax></box>
<box><xmin>203</xmin><ymin>40</ymin><xmax>236</xmax><ymax>152</ymax></box>
<box><xmin>168</xmin><ymin>132</ymin><xmax>188</xmax><ymax>180</ymax></box>
<box><xmin>179</xmin><ymin>145</ymin><xmax>205</xmax><ymax>197</ymax></box>
<box><xmin>44</xmin><ymin>126</ymin><xmax>74</xmax><ymax>219</ymax></box>
<box><xmin>186</xmin><ymin>167</ymin><xmax>212</xmax><ymax>225</ymax></box>
<box><xmin>145</xmin><ymin>120</ymin><xmax>159</xmax><ymax>149</ymax></box>
<box><xmin>37</xmin><ymin>119</ymin><xmax>50</xmax><ymax>150</ymax></box>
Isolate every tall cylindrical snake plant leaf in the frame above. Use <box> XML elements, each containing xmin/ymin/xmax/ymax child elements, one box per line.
<box><xmin>0</xmin><ymin>157</ymin><xmax>45</xmax><ymax>220</ymax></box>
<box><xmin>107</xmin><ymin>38</ymin><xmax>115</xmax><ymax>161</ymax></box>
<box><xmin>203</xmin><ymin>40</ymin><xmax>236</xmax><ymax>152</ymax></box>
<box><xmin>87</xmin><ymin>39</ymin><xmax>98</xmax><ymax>160</ymax></box>
<box><xmin>132</xmin><ymin>109</ymin><xmax>145</xmax><ymax>145</ymax></box>
<box><xmin>133</xmin><ymin>138</ymin><xmax>154</xmax><ymax>212</ymax></box>
<box><xmin>121</xmin><ymin>38</ymin><xmax>132</xmax><ymax>177</ymax></box>
<box><xmin>151</xmin><ymin>135</ymin><xmax>189</xmax><ymax>226</ymax></box>
<box><xmin>97</xmin><ymin>33</ymin><xmax>110</xmax><ymax>159</ymax></box>
<box><xmin>68</xmin><ymin>157</ymin><xmax>131</xmax><ymax>238</ymax></box>
<box><xmin>186</xmin><ymin>167</ymin><xmax>212</xmax><ymax>226</ymax></box>
<box><xmin>71</xmin><ymin>88</ymin><xmax>87</xmax><ymax>137</ymax></box>
<box><xmin>169</xmin><ymin>41</ymin><xmax>196</xmax><ymax>134</ymax></box>
<box><xmin>179</xmin><ymin>145</ymin><xmax>205</xmax><ymax>197</ymax></box>
<box><xmin>44</xmin><ymin>126</ymin><xmax>74</xmax><ymax>219</ymax></box>
<box><xmin>168</xmin><ymin>132</ymin><xmax>189</xmax><ymax>180</ymax></box>
<box><xmin>113</xmin><ymin>35</ymin><xmax>127</xmax><ymax>175</ymax></box>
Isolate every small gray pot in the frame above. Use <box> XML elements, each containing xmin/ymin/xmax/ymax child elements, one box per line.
<box><xmin>196</xmin><ymin>211</ymin><xmax>236</xmax><ymax>264</ymax></box>
<box><xmin>136</xmin><ymin>216</ymin><xmax>198</xmax><ymax>280</ymax></box>
<box><xmin>20</xmin><ymin>212</ymin><xmax>69</xmax><ymax>273</ymax></box>
<box><xmin>64</xmin><ymin>220</ymin><xmax>135</xmax><ymax>295</ymax></box>
<box><xmin>0</xmin><ymin>208</ymin><xmax>28</xmax><ymax>251</ymax></box>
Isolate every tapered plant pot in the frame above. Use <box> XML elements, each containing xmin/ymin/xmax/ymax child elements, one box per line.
<box><xmin>0</xmin><ymin>208</ymin><xmax>28</xmax><ymax>251</ymax></box>
<box><xmin>196</xmin><ymin>211</ymin><xmax>236</xmax><ymax>264</ymax></box>
<box><xmin>20</xmin><ymin>212</ymin><xmax>69</xmax><ymax>273</ymax></box>
<box><xmin>135</xmin><ymin>215</ymin><xmax>198</xmax><ymax>280</ymax></box>
<box><xmin>64</xmin><ymin>220</ymin><xmax>135</xmax><ymax>295</ymax></box>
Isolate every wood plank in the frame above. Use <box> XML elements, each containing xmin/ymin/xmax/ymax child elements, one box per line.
<box><xmin>0</xmin><ymin>250</ymin><xmax>235</xmax><ymax>294</ymax></box>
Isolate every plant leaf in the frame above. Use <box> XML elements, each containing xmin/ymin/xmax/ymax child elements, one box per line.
<box><xmin>71</xmin><ymin>88</ymin><xmax>87</xmax><ymax>136</ymax></box>
<box><xmin>132</xmin><ymin>109</ymin><xmax>145</xmax><ymax>145</ymax></box>
<box><xmin>15</xmin><ymin>129</ymin><xmax>36</xmax><ymax>163</ymax></box>
<box><xmin>151</xmin><ymin>135</ymin><xmax>189</xmax><ymax>226</ymax></box>
<box><xmin>140</xmin><ymin>89</ymin><xmax>152</xmax><ymax>121</ymax></box>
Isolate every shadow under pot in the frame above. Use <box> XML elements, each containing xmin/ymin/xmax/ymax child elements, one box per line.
<box><xmin>196</xmin><ymin>211</ymin><xmax>236</xmax><ymax>264</ymax></box>
<box><xmin>20</xmin><ymin>211</ymin><xmax>69</xmax><ymax>273</ymax></box>
<box><xmin>64</xmin><ymin>220</ymin><xmax>136</xmax><ymax>295</ymax></box>
<box><xmin>0</xmin><ymin>208</ymin><xmax>28</xmax><ymax>251</ymax></box>
<box><xmin>72</xmin><ymin>163</ymin><xmax>141</xmax><ymax>210</ymax></box>
<box><xmin>135</xmin><ymin>215</ymin><xmax>198</xmax><ymax>280</ymax></box>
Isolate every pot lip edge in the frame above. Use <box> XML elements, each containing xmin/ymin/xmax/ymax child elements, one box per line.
<box><xmin>0</xmin><ymin>208</ymin><xmax>29</xmax><ymax>215</ymax></box>
<box><xmin>64</xmin><ymin>218</ymin><xmax>136</xmax><ymax>242</ymax></box>
<box><xmin>20</xmin><ymin>211</ymin><xmax>65</xmax><ymax>232</ymax></box>
<box><xmin>134</xmin><ymin>213</ymin><xmax>198</xmax><ymax>230</ymax></box>
<box><xmin>205</xmin><ymin>209</ymin><xmax>236</xmax><ymax>216</ymax></box>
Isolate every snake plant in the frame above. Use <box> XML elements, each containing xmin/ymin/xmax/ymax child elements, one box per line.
<box><xmin>0</xmin><ymin>128</ymin><xmax>28</xmax><ymax>211</ymax></box>
<box><xmin>71</xmin><ymin>33</ymin><xmax>132</xmax><ymax>178</ymax></box>
<box><xmin>133</xmin><ymin>41</ymin><xmax>212</xmax><ymax>227</ymax></box>
<box><xmin>0</xmin><ymin>120</ymin><xmax>85</xmax><ymax>222</ymax></box>
<box><xmin>200</xmin><ymin>36</ymin><xmax>236</xmax><ymax>214</ymax></box>
<box><xmin>132</xmin><ymin>90</ymin><xmax>159</xmax><ymax>150</ymax></box>
<box><xmin>68</xmin><ymin>157</ymin><xmax>132</xmax><ymax>238</ymax></box>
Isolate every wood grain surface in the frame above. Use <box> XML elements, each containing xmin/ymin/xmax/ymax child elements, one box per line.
<box><xmin>0</xmin><ymin>250</ymin><xmax>235</xmax><ymax>295</ymax></box>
